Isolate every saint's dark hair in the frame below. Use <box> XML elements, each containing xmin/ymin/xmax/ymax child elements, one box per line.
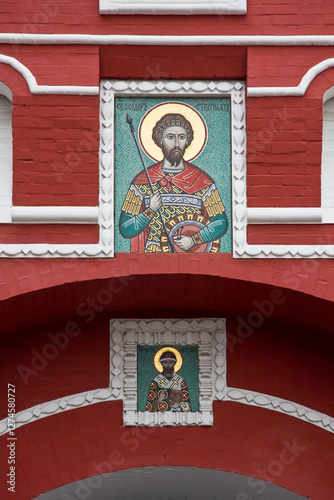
<box><xmin>152</xmin><ymin>113</ymin><xmax>194</xmax><ymax>148</ymax></box>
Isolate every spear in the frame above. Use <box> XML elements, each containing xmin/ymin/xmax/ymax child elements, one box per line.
<box><xmin>126</xmin><ymin>113</ymin><xmax>175</xmax><ymax>253</ymax></box>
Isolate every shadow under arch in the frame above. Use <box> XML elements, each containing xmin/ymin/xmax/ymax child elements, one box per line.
<box><xmin>32</xmin><ymin>466</ymin><xmax>308</xmax><ymax>500</ymax></box>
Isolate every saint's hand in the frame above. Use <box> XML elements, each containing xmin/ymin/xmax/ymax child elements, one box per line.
<box><xmin>149</xmin><ymin>191</ymin><xmax>162</xmax><ymax>212</ymax></box>
<box><xmin>173</xmin><ymin>235</ymin><xmax>194</xmax><ymax>251</ymax></box>
<box><xmin>158</xmin><ymin>390</ymin><xmax>167</xmax><ymax>401</ymax></box>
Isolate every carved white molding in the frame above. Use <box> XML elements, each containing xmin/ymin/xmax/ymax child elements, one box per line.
<box><xmin>247</xmin><ymin>208</ymin><xmax>322</xmax><ymax>224</ymax></box>
<box><xmin>99</xmin><ymin>0</ymin><xmax>246</xmax><ymax>15</ymax></box>
<box><xmin>10</xmin><ymin>206</ymin><xmax>98</xmax><ymax>224</ymax></box>
<box><xmin>0</xmin><ymin>318</ymin><xmax>334</xmax><ymax>435</ymax></box>
<box><xmin>0</xmin><ymin>200</ymin><xmax>110</xmax><ymax>256</ymax></box>
<box><xmin>235</xmin><ymin>245</ymin><xmax>334</xmax><ymax>258</ymax></box>
<box><xmin>248</xmin><ymin>58</ymin><xmax>334</xmax><ymax>98</ymax></box>
<box><xmin>225</xmin><ymin>389</ymin><xmax>334</xmax><ymax>433</ymax></box>
<box><xmin>2</xmin><ymin>385</ymin><xmax>332</xmax><ymax>436</ymax></box>
<box><xmin>102</xmin><ymin>79</ymin><xmax>246</xmax><ymax>260</ymax></box>
<box><xmin>2</xmin><ymin>34</ymin><xmax>334</xmax><ymax>45</ymax></box>
<box><xmin>239</xmin><ymin>210</ymin><xmax>334</xmax><ymax>259</ymax></box>
<box><xmin>0</xmin><ymin>55</ymin><xmax>98</xmax><ymax>95</ymax></box>
<box><xmin>0</xmin><ymin>388</ymin><xmax>115</xmax><ymax>435</ymax></box>
<box><xmin>1</xmin><ymin>318</ymin><xmax>333</xmax><ymax>435</ymax></box>
<box><xmin>110</xmin><ymin>318</ymin><xmax>226</xmax><ymax>426</ymax></box>
<box><xmin>0</xmin><ymin>244</ymin><xmax>113</xmax><ymax>258</ymax></box>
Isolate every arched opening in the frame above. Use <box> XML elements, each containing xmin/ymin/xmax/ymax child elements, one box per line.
<box><xmin>31</xmin><ymin>467</ymin><xmax>309</xmax><ymax>499</ymax></box>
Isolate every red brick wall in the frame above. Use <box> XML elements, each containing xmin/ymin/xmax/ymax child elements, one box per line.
<box><xmin>0</xmin><ymin>275</ymin><xmax>333</xmax><ymax>500</ymax></box>
<box><xmin>0</xmin><ymin>0</ymin><xmax>334</xmax><ymax>35</ymax></box>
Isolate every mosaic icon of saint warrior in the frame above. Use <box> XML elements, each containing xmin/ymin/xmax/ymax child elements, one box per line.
<box><xmin>145</xmin><ymin>347</ymin><xmax>191</xmax><ymax>412</ymax></box>
<box><xmin>120</xmin><ymin>102</ymin><xmax>228</xmax><ymax>253</ymax></box>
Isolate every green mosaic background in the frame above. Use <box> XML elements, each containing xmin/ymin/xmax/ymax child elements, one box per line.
<box><xmin>115</xmin><ymin>97</ymin><xmax>232</xmax><ymax>253</ymax></box>
<box><xmin>137</xmin><ymin>344</ymin><xmax>199</xmax><ymax>412</ymax></box>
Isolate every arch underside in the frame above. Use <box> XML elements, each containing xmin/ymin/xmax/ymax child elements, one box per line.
<box><xmin>32</xmin><ymin>467</ymin><xmax>308</xmax><ymax>500</ymax></box>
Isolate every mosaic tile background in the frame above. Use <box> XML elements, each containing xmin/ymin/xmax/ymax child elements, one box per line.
<box><xmin>115</xmin><ymin>97</ymin><xmax>232</xmax><ymax>253</ymax></box>
<box><xmin>137</xmin><ymin>344</ymin><xmax>199</xmax><ymax>412</ymax></box>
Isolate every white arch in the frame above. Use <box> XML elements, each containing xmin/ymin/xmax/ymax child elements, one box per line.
<box><xmin>0</xmin><ymin>54</ymin><xmax>98</xmax><ymax>95</ymax></box>
<box><xmin>248</xmin><ymin>58</ymin><xmax>334</xmax><ymax>97</ymax></box>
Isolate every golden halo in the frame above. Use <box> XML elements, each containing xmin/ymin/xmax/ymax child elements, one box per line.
<box><xmin>139</xmin><ymin>102</ymin><xmax>207</xmax><ymax>163</ymax></box>
<box><xmin>154</xmin><ymin>346</ymin><xmax>183</xmax><ymax>373</ymax></box>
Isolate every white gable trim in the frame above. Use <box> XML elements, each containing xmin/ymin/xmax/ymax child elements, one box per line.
<box><xmin>0</xmin><ymin>55</ymin><xmax>98</xmax><ymax>95</ymax></box>
<box><xmin>248</xmin><ymin>58</ymin><xmax>334</xmax><ymax>97</ymax></box>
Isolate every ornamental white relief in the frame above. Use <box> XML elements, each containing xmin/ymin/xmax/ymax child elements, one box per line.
<box><xmin>102</xmin><ymin>79</ymin><xmax>246</xmax><ymax>258</ymax></box>
<box><xmin>112</xmin><ymin>318</ymin><xmax>226</xmax><ymax>426</ymax></box>
<box><xmin>0</xmin><ymin>318</ymin><xmax>333</xmax><ymax>434</ymax></box>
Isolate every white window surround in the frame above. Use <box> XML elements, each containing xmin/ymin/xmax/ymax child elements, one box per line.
<box><xmin>99</xmin><ymin>0</ymin><xmax>247</xmax><ymax>15</ymax></box>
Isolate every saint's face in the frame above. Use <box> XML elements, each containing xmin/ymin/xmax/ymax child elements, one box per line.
<box><xmin>161</xmin><ymin>125</ymin><xmax>188</xmax><ymax>166</ymax></box>
<box><xmin>161</xmin><ymin>359</ymin><xmax>176</xmax><ymax>377</ymax></box>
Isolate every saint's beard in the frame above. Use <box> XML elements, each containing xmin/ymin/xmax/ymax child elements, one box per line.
<box><xmin>163</xmin><ymin>366</ymin><xmax>174</xmax><ymax>377</ymax></box>
<box><xmin>162</xmin><ymin>143</ymin><xmax>184</xmax><ymax>167</ymax></box>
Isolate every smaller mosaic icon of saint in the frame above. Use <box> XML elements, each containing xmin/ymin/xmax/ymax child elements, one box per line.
<box><xmin>145</xmin><ymin>347</ymin><xmax>191</xmax><ymax>412</ymax></box>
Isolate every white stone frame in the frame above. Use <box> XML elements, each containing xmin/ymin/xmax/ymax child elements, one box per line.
<box><xmin>99</xmin><ymin>0</ymin><xmax>247</xmax><ymax>15</ymax></box>
<box><xmin>101</xmin><ymin>79</ymin><xmax>246</xmax><ymax>259</ymax></box>
<box><xmin>110</xmin><ymin>318</ymin><xmax>227</xmax><ymax>426</ymax></box>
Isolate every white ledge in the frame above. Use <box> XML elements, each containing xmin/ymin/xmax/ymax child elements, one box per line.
<box><xmin>1</xmin><ymin>34</ymin><xmax>334</xmax><ymax>46</ymax></box>
<box><xmin>0</xmin><ymin>55</ymin><xmax>99</xmax><ymax>95</ymax></box>
<box><xmin>11</xmin><ymin>206</ymin><xmax>99</xmax><ymax>224</ymax></box>
<box><xmin>247</xmin><ymin>207</ymin><xmax>322</xmax><ymax>224</ymax></box>
<box><xmin>99</xmin><ymin>0</ymin><xmax>246</xmax><ymax>15</ymax></box>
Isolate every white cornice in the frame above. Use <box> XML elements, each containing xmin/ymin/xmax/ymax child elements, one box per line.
<box><xmin>0</xmin><ymin>34</ymin><xmax>334</xmax><ymax>45</ymax></box>
<box><xmin>99</xmin><ymin>0</ymin><xmax>246</xmax><ymax>15</ymax></box>
<box><xmin>247</xmin><ymin>207</ymin><xmax>322</xmax><ymax>224</ymax></box>
<box><xmin>0</xmin><ymin>54</ymin><xmax>98</xmax><ymax>95</ymax></box>
<box><xmin>11</xmin><ymin>206</ymin><xmax>99</xmax><ymax>223</ymax></box>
